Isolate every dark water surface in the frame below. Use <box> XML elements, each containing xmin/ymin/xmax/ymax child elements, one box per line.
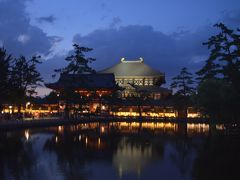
<box><xmin>0</xmin><ymin>122</ymin><xmax>240</xmax><ymax>180</ymax></box>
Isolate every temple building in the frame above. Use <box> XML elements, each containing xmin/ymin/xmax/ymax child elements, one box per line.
<box><xmin>1</xmin><ymin>57</ymin><xmax>201</xmax><ymax>119</ymax></box>
<box><xmin>99</xmin><ymin>58</ymin><xmax>171</xmax><ymax>99</ymax></box>
<box><xmin>45</xmin><ymin>73</ymin><xmax>118</xmax><ymax>113</ymax></box>
<box><xmin>43</xmin><ymin>58</ymin><xmax>177</xmax><ymax>117</ymax></box>
<box><xmin>3</xmin><ymin>57</ymin><xmax>199</xmax><ymax>118</ymax></box>
<box><xmin>45</xmin><ymin>73</ymin><xmax>117</xmax><ymax>97</ymax></box>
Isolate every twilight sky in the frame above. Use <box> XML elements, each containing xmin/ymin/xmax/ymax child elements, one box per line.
<box><xmin>1</xmin><ymin>0</ymin><xmax>240</xmax><ymax>96</ymax></box>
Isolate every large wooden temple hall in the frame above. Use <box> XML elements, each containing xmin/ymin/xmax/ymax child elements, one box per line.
<box><xmin>99</xmin><ymin>57</ymin><xmax>171</xmax><ymax>99</ymax></box>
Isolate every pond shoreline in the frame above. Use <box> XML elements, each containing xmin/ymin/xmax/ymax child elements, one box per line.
<box><xmin>0</xmin><ymin>115</ymin><xmax>227</xmax><ymax>131</ymax></box>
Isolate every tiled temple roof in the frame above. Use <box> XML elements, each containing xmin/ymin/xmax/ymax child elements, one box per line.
<box><xmin>45</xmin><ymin>73</ymin><xmax>117</xmax><ymax>90</ymax></box>
<box><xmin>99</xmin><ymin>58</ymin><xmax>164</xmax><ymax>77</ymax></box>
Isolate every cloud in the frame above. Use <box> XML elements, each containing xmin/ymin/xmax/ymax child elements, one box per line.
<box><xmin>109</xmin><ymin>17</ymin><xmax>122</xmax><ymax>28</ymax></box>
<box><xmin>70</xmin><ymin>10</ymin><xmax>240</xmax><ymax>84</ymax></box>
<box><xmin>36</xmin><ymin>15</ymin><xmax>56</xmax><ymax>24</ymax></box>
<box><xmin>72</xmin><ymin>25</ymin><xmax>213</xmax><ymax>83</ymax></box>
<box><xmin>0</xmin><ymin>0</ymin><xmax>59</xmax><ymax>57</ymax></box>
<box><xmin>40</xmin><ymin>8</ymin><xmax>240</xmax><ymax>87</ymax></box>
<box><xmin>221</xmin><ymin>9</ymin><xmax>240</xmax><ymax>28</ymax></box>
<box><xmin>17</xmin><ymin>34</ymin><xmax>30</xmax><ymax>44</ymax></box>
<box><xmin>39</xmin><ymin>54</ymin><xmax>67</xmax><ymax>82</ymax></box>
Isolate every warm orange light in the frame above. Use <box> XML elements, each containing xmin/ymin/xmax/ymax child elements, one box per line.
<box><xmin>101</xmin><ymin>126</ymin><xmax>105</xmax><ymax>133</ymax></box>
<box><xmin>58</xmin><ymin>126</ymin><xmax>63</xmax><ymax>132</ymax></box>
<box><xmin>216</xmin><ymin>124</ymin><xmax>225</xmax><ymax>130</ymax></box>
<box><xmin>98</xmin><ymin>137</ymin><xmax>101</xmax><ymax>147</ymax></box>
<box><xmin>85</xmin><ymin>137</ymin><xmax>88</xmax><ymax>145</ymax></box>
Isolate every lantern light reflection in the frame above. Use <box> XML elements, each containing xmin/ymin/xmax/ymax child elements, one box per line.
<box><xmin>25</xmin><ymin>130</ymin><xmax>29</xmax><ymax>141</ymax></box>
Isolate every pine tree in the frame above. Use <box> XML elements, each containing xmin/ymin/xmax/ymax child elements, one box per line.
<box><xmin>196</xmin><ymin>59</ymin><xmax>220</xmax><ymax>81</ymax></box>
<box><xmin>171</xmin><ymin>67</ymin><xmax>195</xmax><ymax>97</ymax></box>
<box><xmin>171</xmin><ymin>67</ymin><xmax>195</xmax><ymax>118</ymax></box>
<box><xmin>53</xmin><ymin>44</ymin><xmax>96</xmax><ymax>119</ymax></box>
<box><xmin>54</xmin><ymin>43</ymin><xmax>96</xmax><ymax>75</ymax></box>
<box><xmin>0</xmin><ymin>47</ymin><xmax>12</xmax><ymax>109</ymax></box>
<box><xmin>197</xmin><ymin>23</ymin><xmax>240</xmax><ymax>91</ymax></box>
<box><xmin>196</xmin><ymin>23</ymin><xmax>240</xmax><ymax>120</ymax></box>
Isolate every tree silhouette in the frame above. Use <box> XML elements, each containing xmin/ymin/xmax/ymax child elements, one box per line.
<box><xmin>53</xmin><ymin>44</ymin><xmax>96</xmax><ymax>119</ymax></box>
<box><xmin>10</xmin><ymin>55</ymin><xmax>43</xmax><ymax>113</ymax></box>
<box><xmin>171</xmin><ymin>67</ymin><xmax>195</xmax><ymax>118</ymax></box>
<box><xmin>0</xmin><ymin>47</ymin><xmax>12</xmax><ymax>110</ymax></box>
<box><xmin>197</xmin><ymin>23</ymin><xmax>240</xmax><ymax>91</ymax></box>
<box><xmin>196</xmin><ymin>59</ymin><xmax>220</xmax><ymax>82</ymax></box>
<box><xmin>171</xmin><ymin>67</ymin><xmax>195</xmax><ymax>97</ymax></box>
<box><xmin>126</xmin><ymin>89</ymin><xmax>150</xmax><ymax>118</ymax></box>
<box><xmin>54</xmin><ymin>43</ymin><xmax>96</xmax><ymax>75</ymax></box>
<box><xmin>196</xmin><ymin>23</ymin><xmax>240</xmax><ymax>121</ymax></box>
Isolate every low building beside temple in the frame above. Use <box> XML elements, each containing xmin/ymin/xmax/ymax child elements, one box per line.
<box><xmin>45</xmin><ymin>73</ymin><xmax>118</xmax><ymax>114</ymax></box>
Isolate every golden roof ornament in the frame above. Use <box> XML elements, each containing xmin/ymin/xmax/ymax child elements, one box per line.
<box><xmin>120</xmin><ymin>57</ymin><xmax>144</xmax><ymax>63</ymax></box>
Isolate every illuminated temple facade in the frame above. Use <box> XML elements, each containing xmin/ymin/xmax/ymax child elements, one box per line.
<box><xmin>46</xmin><ymin>73</ymin><xmax>117</xmax><ymax>97</ymax></box>
<box><xmin>99</xmin><ymin>58</ymin><xmax>171</xmax><ymax>99</ymax></box>
<box><xmin>45</xmin><ymin>73</ymin><xmax>118</xmax><ymax>113</ymax></box>
<box><xmin>2</xmin><ymin>57</ymin><xmax>200</xmax><ymax>118</ymax></box>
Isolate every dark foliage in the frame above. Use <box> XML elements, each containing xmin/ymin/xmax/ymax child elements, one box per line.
<box><xmin>0</xmin><ymin>48</ymin><xmax>12</xmax><ymax>107</ymax></box>
<box><xmin>197</xmin><ymin>79</ymin><xmax>240</xmax><ymax>120</ymax></box>
<box><xmin>53</xmin><ymin>44</ymin><xmax>96</xmax><ymax>118</ymax></box>
<box><xmin>171</xmin><ymin>67</ymin><xmax>195</xmax><ymax>117</ymax></box>
<box><xmin>54</xmin><ymin>43</ymin><xmax>96</xmax><ymax>75</ymax></box>
<box><xmin>197</xmin><ymin>23</ymin><xmax>240</xmax><ymax>90</ymax></box>
<box><xmin>10</xmin><ymin>55</ymin><xmax>43</xmax><ymax>108</ymax></box>
<box><xmin>171</xmin><ymin>67</ymin><xmax>195</xmax><ymax>97</ymax></box>
<box><xmin>171</xmin><ymin>67</ymin><xmax>195</xmax><ymax>118</ymax></box>
<box><xmin>0</xmin><ymin>47</ymin><xmax>43</xmax><ymax>113</ymax></box>
<box><xmin>196</xmin><ymin>23</ymin><xmax>240</xmax><ymax>121</ymax></box>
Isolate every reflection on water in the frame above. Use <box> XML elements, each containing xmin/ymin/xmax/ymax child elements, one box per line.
<box><xmin>24</xmin><ymin>130</ymin><xmax>30</xmax><ymax>141</ymax></box>
<box><xmin>113</xmin><ymin>137</ymin><xmax>157</xmax><ymax>178</ymax></box>
<box><xmin>187</xmin><ymin>123</ymin><xmax>209</xmax><ymax>135</ymax></box>
<box><xmin>0</xmin><ymin>122</ymin><xmax>240</xmax><ymax>180</ymax></box>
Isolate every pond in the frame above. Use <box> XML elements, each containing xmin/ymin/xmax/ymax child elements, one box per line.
<box><xmin>0</xmin><ymin>122</ymin><xmax>239</xmax><ymax>180</ymax></box>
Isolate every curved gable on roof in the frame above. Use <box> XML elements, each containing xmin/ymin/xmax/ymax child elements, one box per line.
<box><xmin>99</xmin><ymin>58</ymin><xmax>164</xmax><ymax>77</ymax></box>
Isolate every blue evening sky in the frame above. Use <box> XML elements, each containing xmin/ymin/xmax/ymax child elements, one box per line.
<box><xmin>1</xmin><ymin>0</ymin><xmax>240</xmax><ymax>95</ymax></box>
<box><xmin>26</xmin><ymin>0</ymin><xmax>240</xmax><ymax>51</ymax></box>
